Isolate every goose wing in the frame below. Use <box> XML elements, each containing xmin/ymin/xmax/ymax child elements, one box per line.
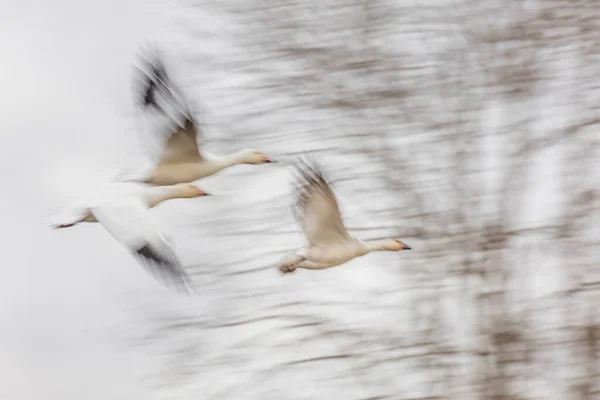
<box><xmin>292</xmin><ymin>158</ymin><xmax>352</xmax><ymax>246</ymax></box>
<box><xmin>132</xmin><ymin>47</ymin><xmax>204</xmax><ymax>166</ymax></box>
<box><xmin>91</xmin><ymin>197</ymin><xmax>197</xmax><ymax>294</ymax></box>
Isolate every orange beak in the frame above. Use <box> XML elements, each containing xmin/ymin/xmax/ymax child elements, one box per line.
<box><xmin>395</xmin><ymin>240</ymin><xmax>411</xmax><ymax>250</ymax></box>
<box><xmin>193</xmin><ymin>187</ymin><xmax>211</xmax><ymax>196</ymax></box>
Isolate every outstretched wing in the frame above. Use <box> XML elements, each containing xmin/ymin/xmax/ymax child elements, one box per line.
<box><xmin>291</xmin><ymin>157</ymin><xmax>352</xmax><ymax>246</ymax></box>
<box><xmin>132</xmin><ymin>46</ymin><xmax>204</xmax><ymax>166</ymax></box>
<box><xmin>91</xmin><ymin>197</ymin><xmax>198</xmax><ymax>294</ymax></box>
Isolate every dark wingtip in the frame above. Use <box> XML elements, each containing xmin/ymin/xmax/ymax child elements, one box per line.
<box><xmin>289</xmin><ymin>152</ymin><xmax>336</xmax><ymax>224</ymax></box>
<box><xmin>132</xmin><ymin>44</ymin><xmax>170</xmax><ymax>109</ymax></box>
<box><xmin>135</xmin><ymin>244</ymin><xmax>162</xmax><ymax>263</ymax></box>
<box><xmin>183</xmin><ymin>117</ymin><xmax>196</xmax><ymax>130</ymax></box>
<box><xmin>134</xmin><ymin>244</ymin><xmax>197</xmax><ymax>294</ymax></box>
<box><xmin>142</xmin><ymin>79</ymin><xmax>156</xmax><ymax>107</ymax></box>
<box><xmin>132</xmin><ymin>46</ymin><xmax>197</xmax><ymax>127</ymax></box>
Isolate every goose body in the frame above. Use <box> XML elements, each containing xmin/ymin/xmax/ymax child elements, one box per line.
<box><xmin>122</xmin><ymin>49</ymin><xmax>274</xmax><ymax>186</ymax></box>
<box><xmin>279</xmin><ymin>159</ymin><xmax>411</xmax><ymax>274</ymax></box>
<box><xmin>49</xmin><ymin>182</ymin><xmax>208</xmax><ymax>292</ymax></box>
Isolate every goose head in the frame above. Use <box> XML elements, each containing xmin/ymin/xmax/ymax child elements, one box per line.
<box><xmin>383</xmin><ymin>239</ymin><xmax>412</xmax><ymax>251</ymax></box>
<box><xmin>239</xmin><ymin>148</ymin><xmax>274</xmax><ymax>165</ymax></box>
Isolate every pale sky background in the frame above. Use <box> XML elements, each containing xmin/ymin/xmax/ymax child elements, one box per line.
<box><xmin>1</xmin><ymin>0</ymin><xmax>177</xmax><ymax>398</ymax></box>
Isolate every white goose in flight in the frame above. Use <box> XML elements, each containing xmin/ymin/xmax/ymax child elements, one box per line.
<box><xmin>48</xmin><ymin>182</ymin><xmax>209</xmax><ymax>293</ymax></box>
<box><xmin>120</xmin><ymin>49</ymin><xmax>275</xmax><ymax>186</ymax></box>
<box><xmin>279</xmin><ymin>159</ymin><xmax>411</xmax><ymax>274</ymax></box>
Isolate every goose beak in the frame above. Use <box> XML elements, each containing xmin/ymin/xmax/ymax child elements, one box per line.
<box><xmin>193</xmin><ymin>188</ymin><xmax>211</xmax><ymax>196</ymax></box>
<box><xmin>402</xmin><ymin>243</ymin><xmax>412</xmax><ymax>250</ymax></box>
